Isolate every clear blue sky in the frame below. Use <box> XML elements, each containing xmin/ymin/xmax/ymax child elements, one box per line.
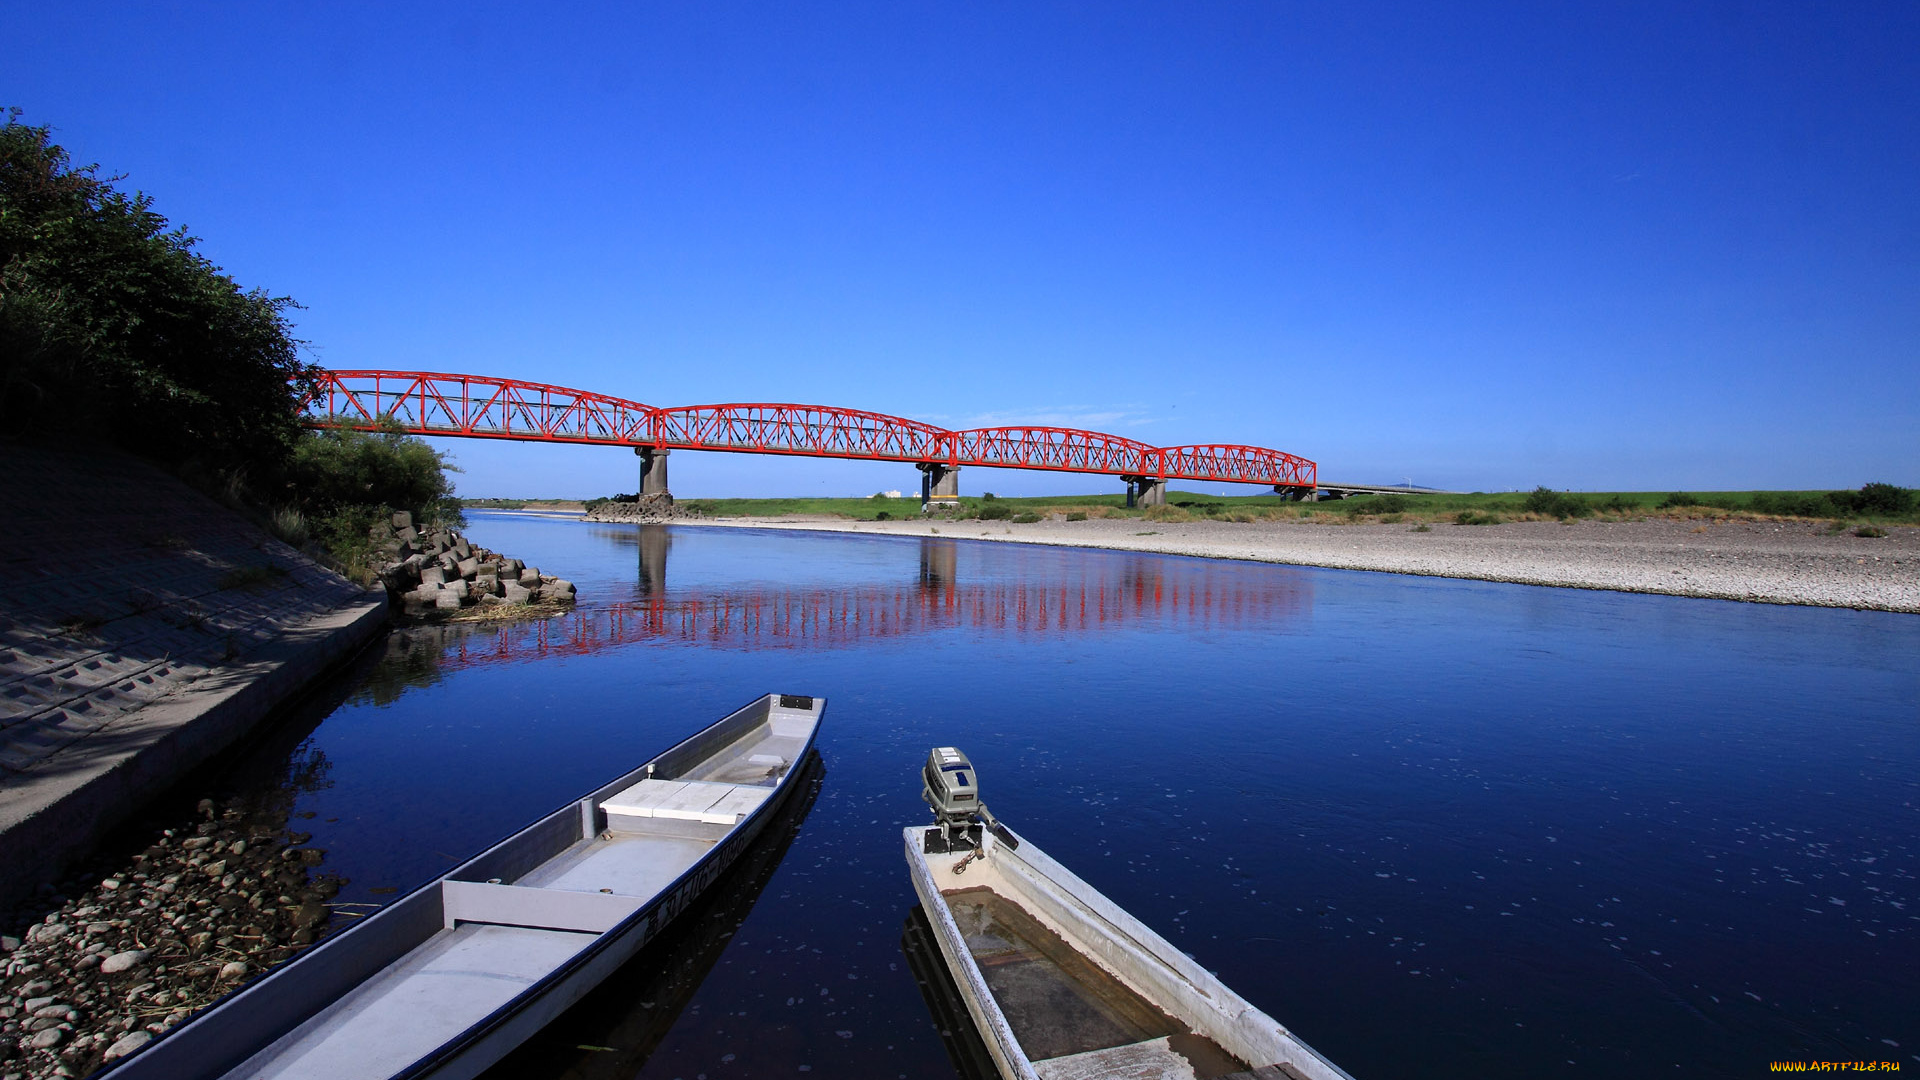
<box><xmin>9</xmin><ymin>2</ymin><xmax>1916</xmax><ymax>498</ymax></box>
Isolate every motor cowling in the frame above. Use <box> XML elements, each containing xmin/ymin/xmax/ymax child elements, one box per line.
<box><xmin>922</xmin><ymin>746</ymin><xmax>979</xmax><ymax>824</ymax></box>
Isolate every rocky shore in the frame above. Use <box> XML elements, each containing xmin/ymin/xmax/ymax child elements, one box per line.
<box><xmin>582</xmin><ymin>494</ymin><xmax>698</xmax><ymax>524</ymax></box>
<box><xmin>370</xmin><ymin>512</ymin><xmax>577</xmax><ymax>618</ymax></box>
<box><xmin>1</xmin><ymin>798</ymin><xmax>341</xmax><ymax>1078</ymax></box>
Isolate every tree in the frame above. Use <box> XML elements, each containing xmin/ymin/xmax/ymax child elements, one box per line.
<box><xmin>0</xmin><ymin>110</ymin><xmax>315</xmax><ymax>485</ymax></box>
<box><xmin>287</xmin><ymin>423</ymin><xmax>461</xmax><ymax>523</ymax></box>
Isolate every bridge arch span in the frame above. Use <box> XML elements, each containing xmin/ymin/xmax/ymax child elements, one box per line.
<box><xmin>301</xmin><ymin>369</ymin><xmax>1316</xmax><ymax>492</ymax></box>
<box><xmin>654</xmin><ymin>403</ymin><xmax>948</xmax><ymax>463</ymax></box>
<box><xmin>315</xmin><ymin>370</ymin><xmax>656</xmax><ymax>446</ymax></box>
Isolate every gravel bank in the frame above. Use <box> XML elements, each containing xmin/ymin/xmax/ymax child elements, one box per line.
<box><xmin>683</xmin><ymin>516</ymin><xmax>1919</xmax><ymax>613</ymax></box>
<box><xmin>0</xmin><ymin>794</ymin><xmax>340</xmax><ymax>1078</ymax></box>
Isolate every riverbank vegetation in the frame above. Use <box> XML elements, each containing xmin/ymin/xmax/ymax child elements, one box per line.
<box><xmin>1</xmin><ymin>112</ymin><xmax>464</xmax><ymax>574</ymax></box>
<box><xmin>608</xmin><ymin>484</ymin><xmax>1918</xmax><ymax>528</ymax></box>
<box><xmin>0</xmin><ymin>111</ymin><xmax>314</xmax><ymax>484</ymax></box>
<box><xmin>277</xmin><ymin>424</ymin><xmax>464</xmax><ymax>577</ymax></box>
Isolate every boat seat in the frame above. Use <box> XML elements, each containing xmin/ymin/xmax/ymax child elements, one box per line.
<box><xmin>601</xmin><ymin>778</ymin><xmax>771</xmax><ymax>825</ymax></box>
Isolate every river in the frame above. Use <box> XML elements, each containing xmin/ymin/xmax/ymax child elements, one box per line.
<box><xmin>214</xmin><ymin>512</ymin><xmax>1919</xmax><ymax>1078</ymax></box>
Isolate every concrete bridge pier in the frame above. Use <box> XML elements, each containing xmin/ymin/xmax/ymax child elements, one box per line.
<box><xmin>918</xmin><ymin>463</ymin><xmax>960</xmax><ymax>511</ymax></box>
<box><xmin>635</xmin><ymin>446</ymin><xmax>671</xmax><ymax>501</ymax></box>
<box><xmin>1123</xmin><ymin>475</ymin><xmax>1167</xmax><ymax>508</ymax></box>
<box><xmin>1275</xmin><ymin>484</ymin><xmax>1319</xmax><ymax>502</ymax></box>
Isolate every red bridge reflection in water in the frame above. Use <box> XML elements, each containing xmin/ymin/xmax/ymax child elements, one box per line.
<box><xmin>429</xmin><ymin>542</ymin><xmax>1310</xmax><ymax>671</ymax></box>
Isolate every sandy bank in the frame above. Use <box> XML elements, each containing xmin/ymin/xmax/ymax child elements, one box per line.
<box><xmin>674</xmin><ymin>515</ymin><xmax>1918</xmax><ymax>613</ymax></box>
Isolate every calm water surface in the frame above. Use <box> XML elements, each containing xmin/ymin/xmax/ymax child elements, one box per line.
<box><xmin>234</xmin><ymin>513</ymin><xmax>1918</xmax><ymax>1078</ymax></box>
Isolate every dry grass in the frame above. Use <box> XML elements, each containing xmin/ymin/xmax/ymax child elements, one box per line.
<box><xmin>441</xmin><ymin>601</ymin><xmax>573</xmax><ymax>624</ymax></box>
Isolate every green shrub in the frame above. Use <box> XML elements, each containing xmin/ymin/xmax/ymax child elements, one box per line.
<box><xmin>1749</xmin><ymin>492</ymin><xmax>1832</xmax><ymax>518</ymax></box>
<box><xmin>874</xmin><ymin>511</ymin><xmax>892</xmax><ymax>521</ymax></box>
<box><xmin>977</xmin><ymin>503</ymin><xmax>1013</xmax><ymax>520</ymax></box>
<box><xmin>1455</xmin><ymin>511</ymin><xmax>1502</xmax><ymax>526</ymax></box>
<box><xmin>288</xmin><ymin>424</ymin><xmax>462</xmax><ymax>525</ymax></box>
<box><xmin>1522</xmin><ymin>486</ymin><xmax>1590</xmax><ymax>519</ymax></box>
<box><xmin>982</xmin><ymin>492</ymin><xmax>998</xmax><ymax>501</ymax></box>
<box><xmin>1350</xmin><ymin>494</ymin><xmax>1409</xmax><ymax>514</ymax></box>
<box><xmin>1065</xmin><ymin>511</ymin><xmax>1087</xmax><ymax>522</ymax></box>
<box><xmin>1854</xmin><ymin>524</ymin><xmax>1888</xmax><ymax>538</ymax></box>
<box><xmin>283</xmin><ymin>424</ymin><xmax>462</xmax><ymax>569</ymax></box>
<box><xmin>1832</xmin><ymin>482</ymin><xmax>1915</xmax><ymax>517</ymax></box>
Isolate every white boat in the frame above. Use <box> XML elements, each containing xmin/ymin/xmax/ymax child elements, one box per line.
<box><xmin>104</xmin><ymin>693</ymin><xmax>825</xmax><ymax>1080</ymax></box>
<box><xmin>904</xmin><ymin>748</ymin><xmax>1353</xmax><ymax>1080</ymax></box>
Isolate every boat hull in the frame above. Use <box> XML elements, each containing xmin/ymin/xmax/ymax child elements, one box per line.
<box><xmin>412</xmin><ymin>781</ymin><xmax>802</xmax><ymax>1080</ymax></box>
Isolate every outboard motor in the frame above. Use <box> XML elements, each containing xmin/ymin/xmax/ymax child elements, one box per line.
<box><xmin>922</xmin><ymin>747</ymin><xmax>1017</xmax><ymax>854</ymax></box>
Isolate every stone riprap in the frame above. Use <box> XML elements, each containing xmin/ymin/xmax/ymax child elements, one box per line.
<box><xmin>582</xmin><ymin>493</ymin><xmax>692</xmax><ymax>524</ymax></box>
<box><xmin>373</xmin><ymin>513</ymin><xmax>575</xmax><ymax>618</ymax></box>
<box><xmin>0</xmin><ymin>796</ymin><xmax>340</xmax><ymax>1078</ymax></box>
<box><xmin>0</xmin><ymin>446</ymin><xmax>386</xmax><ymax>914</ymax></box>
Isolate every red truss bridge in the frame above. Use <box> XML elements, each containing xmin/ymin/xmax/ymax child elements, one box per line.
<box><xmin>301</xmin><ymin>370</ymin><xmax>1314</xmax><ymax>503</ymax></box>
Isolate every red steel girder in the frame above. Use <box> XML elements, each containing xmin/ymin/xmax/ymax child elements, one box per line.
<box><xmin>300</xmin><ymin>370</ymin><xmax>1316</xmax><ymax>488</ymax></box>
<box><xmin>652</xmin><ymin>404</ymin><xmax>948</xmax><ymax>462</ymax></box>
<box><xmin>307</xmin><ymin>370</ymin><xmax>655</xmax><ymax>446</ymax></box>
<box><xmin>950</xmin><ymin>427</ymin><xmax>1159</xmax><ymax>476</ymax></box>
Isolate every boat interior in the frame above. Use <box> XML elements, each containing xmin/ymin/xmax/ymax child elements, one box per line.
<box><xmin>912</xmin><ymin>826</ymin><xmax>1335</xmax><ymax>1080</ymax></box>
<box><xmin>211</xmin><ymin>696</ymin><xmax>819</xmax><ymax>1080</ymax></box>
<box><xmin>944</xmin><ymin>886</ymin><xmax>1252</xmax><ymax>1079</ymax></box>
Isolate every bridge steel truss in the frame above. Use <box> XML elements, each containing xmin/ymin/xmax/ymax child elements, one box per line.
<box><xmin>302</xmin><ymin>370</ymin><xmax>1316</xmax><ymax>490</ymax></box>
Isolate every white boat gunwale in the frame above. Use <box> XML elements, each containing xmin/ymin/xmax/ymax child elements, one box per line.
<box><xmin>102</xmin><ymin>692</ymin><xmax>824</xmax><ymax>1080</ymax></box>
<box><xmin>905</xmin><ymin>822</ymin><xmax>1355</xmax><ymax>1080</ymax></box>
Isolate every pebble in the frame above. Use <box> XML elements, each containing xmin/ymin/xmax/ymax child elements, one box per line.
<box><xmin>100</xmin><ymin>950</ymin><xmax>148</xmax><ymax>975</ymax></box>
<box><xmin>218</xmin><ymin>962</ymin><xmax>248</xmax><ymax>981</ymax></box>
<box><xmin>26</xmin><ymin>1028</ymin><xmax>62</xmax><ymax>1050</ymax></box>
<box><xmin>102</xmin><ymin>1029</ymin><xmax>152</xmax><ymax>1061</ymax></box>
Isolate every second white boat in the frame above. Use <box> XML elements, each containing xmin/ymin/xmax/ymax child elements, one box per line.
<box><xmin>904</xmin><ymin>747</ymin><xmax>1354</xmax><ymax>1080</ymax></box>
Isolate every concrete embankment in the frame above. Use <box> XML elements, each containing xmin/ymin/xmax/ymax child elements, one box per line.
<box><xmin>676</xmin><ymin>514</ymin><xmax>1919</xmax><ymax>613</ymax></box>
<box><xmin>0</xmin><ymin>446</ymin><xmax>388</xmax><ymax>913</ymax></box>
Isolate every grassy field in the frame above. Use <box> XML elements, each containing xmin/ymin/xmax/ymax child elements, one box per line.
<box><xmin>546</xmin><ymin>483</ymin><xmax>1917</xmax><ymax>528</ymax></box>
